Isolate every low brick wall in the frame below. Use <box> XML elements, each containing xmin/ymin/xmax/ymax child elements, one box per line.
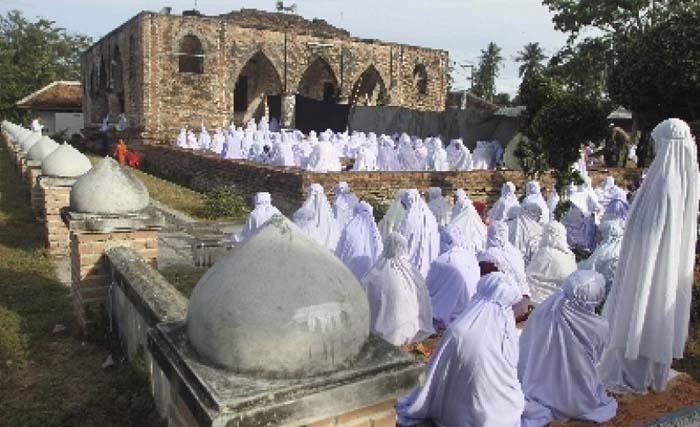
<box><xmin>39</xmin><ymin>177</ymin><xmax>74</xmax><ymax>255</ymax></box>
<box><xmin>141</xmin><ymin>144</ymin><xmax>643</xmax><ymax>214</ymax></box>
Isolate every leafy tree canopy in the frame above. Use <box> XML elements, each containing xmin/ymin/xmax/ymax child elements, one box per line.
<box><xmin>515</xmin><ymin>42</ymin><xmax>547</xmax><ymax>77</ymax></box>
<box><xmin>472</xmin><ymin>42</ymin><xmax>503</xmax><ymax>103</ymax></box>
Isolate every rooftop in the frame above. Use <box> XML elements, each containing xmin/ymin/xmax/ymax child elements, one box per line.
<box><xmin>15</xmin><ymin>81</ymin><xmax>82</xmax><ymax>112</ymax></box>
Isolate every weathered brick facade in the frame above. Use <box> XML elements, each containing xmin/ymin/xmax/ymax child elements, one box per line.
<box><xmin>81</xmin><ymin>8</ymin><xmax>448</xmax><ymax>143</ymax></box>
<box><xmin>39</xmin><ymin>178</ymin><xmax>74</xmax><ymax>255</ymax></box>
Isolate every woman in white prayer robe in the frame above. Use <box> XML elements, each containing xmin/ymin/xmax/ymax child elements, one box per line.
<box><xmin>231</xmin><ymin>192</ymin><xmax>281</xmax><ymax>243</ymax></box>
<box><xmin>526</xmin><ymin>221</ymin><xmax>577</xmax><ymax>305</ymax></box>
<box><xmin>352</xmin><ymin>144</ymin><xmax>378</xmax><ymax>171</ymax></box>
<box><xmin>186</xmin><ymin>129</ymin><xmax>198</xmax><ymax>149</ymax></box>
<box><xmin>425</xmin><ymin>225</ymin><xmax>480</xmax><ymax>329</ymax></box>
<box><xmin>271</xmin><ymin>133</ymin><xmax>296</xmax><ymax>167</ymax></box>
<box><xmin>429</xmin><ymin>142</ymin><xmax>450</xmax><ymax>171</ymax></box>
<box><xmin>397</xmin><ymin>135</ymin><xmax>421</xmax><ymax>171</ymax></box>
<box><xmin>396</xmin><ymin>272</ymin><xmax>524</xmax><ymax>427</ymax></box>
<box><xmin>198</xmin><ymin>126</ymin><xmax>211</xmax><ymax>151</ymax></box>
<box><xmin>595</xmin><ymin>176</ymin><xmax>627</xmax><ymax>208</ymax></box>
<box><xmin>210</xmin><ymin>128</ymin><xmax>225</xmax><ymax>155</ymax></box>
<box><xmin>447</xmin><ymin>189</ymin><xmax>486</xmax><ymax>253</ymax></box>
<box><xmin>479</xmin><ymin>221</ymin><xmax>530</xmax><ymax>297</ymax></box>
<box><xmin>546</xmin><ymin>185</ymin><xmax>560</xmax><ymax>221</ymax></box>
<box><xmin>396</xmin><ymin>189</ymin><xmax>440</xmax><ymax>278</ymax></box>
<box><xmin>523</xmin><ymin>180</ymin><xmax>550</xmax><ymax>224</ymax></box>
<box><xmin>335</xmin><ymin>201</ymin><xmax>383</xmax><ymax>281</ymax></box>
<box><xmin>293</xmin><ymin>184</ymin><xmax>339</xmax><ymax>251</ymax></box>
<box><xmin>578</xmin><ymin>220</ymin><xmax>623</xmax><ymax>296</ymax></box>
<box><xmin>305</xmin><ymin>133</ymin><xmax>342</xmax><ymax>172</ymax></box>
<box><xmin>450</xmin><ymin>140</ymin><xmax>473</xmax><ymax>171</ymax></box>
<box><xmin>332</xmin><ymin>181</ymin><xmax>360</xmax><ymax>229</ymax></box>
<box><xmin>511</xmin><ymin>202</ymin><xmax>544</xmax><ymax>266</ymax></box>
<box><xmin>519</xmin><ymin>270</ymin><xmax>617</xmax><ymax>427</ymax></box>
<box><xmin>377</xmin><ymin>136</ymin><xmax>399</xmax><ymax>171</ymax></box>
<box><xmin>361</xmin><ymin>233</ymin><xmax>433</xmax><ymax>346</ymax></box>
<box><xmin>426</xmin><ymin>187</ymin><xmax>452</xmax><ymax>227</ymax></box>
<box><xmin>176</xmin><ymin>128</ymin><xmax>187</xmax><ymax>148</ymax></box>
<box><xmin>601</xmin><ymin>187</ymin><xmax>630</xmax><ymax>223</ymax></box>
<box><xmin>599</xmin><ymin>119</ymin><xmax>699</xmax><ymax>393</ymax></box>
<box><xmin>378</xmin><ymin>189</ymin><xmax>407</xmax><ymax>240</ymax></box>
<box><xmin>488</xmin><ymin>182</ymin><xmax>521</xmax><ymax>238</ymax></box>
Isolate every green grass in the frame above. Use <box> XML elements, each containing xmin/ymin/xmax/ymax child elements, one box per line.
<box><xmin>160</xmin><ymin>266</ymin><xmax>207</xmax><ymax>298</ymax></box>
<box><xmin>86</xmin><ymin>153</ymin><xmax>247</xmax><ymax>222</ymax></box>
<box><xmin>0</xmin><ymin>141</ymin><xmax>162</xmax><ymax>427</ymax></box>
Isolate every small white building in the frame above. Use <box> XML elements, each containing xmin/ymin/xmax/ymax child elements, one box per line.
<box><xmin>16</xmin><ymin>81</ymin><xmax>83</xmax><ymax>136</ymax></box>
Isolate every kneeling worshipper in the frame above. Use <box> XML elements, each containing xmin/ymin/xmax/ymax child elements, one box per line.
<box><xmin>332</xmin><ymin>181</ymin><xmax>360</xmax><ymax>229</ymax></box>
<box><xmin>526</xmin><ymin>221</ymin><xmax>577</xmax><ymax>305</ymax></box>
<box><xmin>564</xmin><ymin>183</ymin><xmax>601</xmax><ymax>252</ymax></box>
<box><xmin>361</xmin><ymin>233</ymin><xmax>433</xmax><ymax>346</ymax></box>
<box><xmin>293</xmin><ymin>184</ymin><xmax>339</xmax><ymax>251</ymax></box>
<box><xmin>426</xmin><ymin>187</ymin><xmax>452</xmax><ymax>227</ymax></box>
<box><xmin>488</xmin><ymin>182</ymin><xmax>521</xmax><ymax>235</ymax></box>
<box><xmin>447</xmin><ymin>189</ymin><xmax>487</xmax><ymax>253</ymax></box>
<box><xmin>378</xmin><ymin>189</ymin><xmax>408</xmax><ymax>240</ymax></box>
<box><xmin>305</xmin><ymin>133</ymin><xmax>342</xmax><ymax>172</ymax></box>
<box><xmin>425</xmin><ymin>225</ymin><xmax>480</xmax><ymax>329</ymax></box>
<box><xmin>595</xmin><ymin>176</ymin><xmax>627</xmax><ymax>209</ymax></box>
<box><xmin>335</xmin><ymin>201</ymin><xmax>383</xmax><ymax>281</ymax></box>
<box><xmin>601</xmin><ymin>188</ymin><xmax>630</xmax><ymax>223</ymax></box>
<box><xmin>599</xmin><ymin>119</ymin><xmax>699</xmax><ymax>394</ymax></box>
<box><xmin>231</xmin><ymin>192</ymin><xmax>281</xmax><ymax>243</ymax></box>
<box><xmin>397</xmin><ymin>189</ymin><xmax>440</xmax><ymax>277</ymax></box>
<box><xmin>519</xmin><ymin>270</ymin><xmax>617</xmax><ymax>427</ymax></box>
<box><xmin>578</xmin><ymin>220</ymin><xmax>623</xmax><ymax>297</ymax></box>
<box><xmin>511</xmin><ymin>202</ymin><xmax>544</xmax><ymax>266</ymax></box>
<box><xmin>523</xmin><ymin>180</ymin><xmax>550</xmax><ymax>224</ymax></box>
<box><xmin>396</xmin><ymin>272</ymin><xmax>524</xmax><ymax>427</ymax></box>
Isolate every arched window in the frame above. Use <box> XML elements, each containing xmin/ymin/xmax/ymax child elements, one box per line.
<box><xmin>178</xmin><ymin>35</ymin><xmax>204</xmax><ymax>74</ymax></box>
<box><xmin>413</xmin><ymin>64</ymin><xmax>428</xmax><ymax>95</ymax></box>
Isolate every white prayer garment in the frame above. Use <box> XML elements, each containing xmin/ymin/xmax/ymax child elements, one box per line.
<box><xmin>396</xmin><ymin>272</ymin><xmax>524</xmax><ymax>427</ymax></box>
<box><xmin>428</xmin><ymin>142</ymin><xmax>450</xmax><ymax>171</ymax></box>
<box><xmin>450</xmin><ymin>140</ymin><xmax>472</xmax><ymax>171</ymax></box>
<box><xmin>448</xmin><ymin>189</ymin><xmax>486</xmax><ymax>253</ymax></box>
<box><xmin>472</xmin><ymin>140</ymin><xmax>495</xmax><ymax>170</ymax></box>
<box><xmin>231</xmin><ymin>192</ymin><xmax>281</xmax><ymax>243</ymax></box>
<box><xmin>488</xmin><ymin>182</ymin><xmax>521</xmax><ymax>224</ymax></box>
<box><xmin>478</xmin><ymin>221</ymin><xmax>529</xmax><ymax>297</ymax></box>
<box><xmin>176</xmin><ymin>128</ymin><xmax>187</xmax><ymax>148</ymax></box>
<box><xmin>523</xmin><ymin>181</ymin><xmax>550</xmax><ymax>224</ymax></box>
<box><xmin>361</xmin><ymin>233</ymin><xmax>434</xmax><ymax>346</ymax></box>
<box><xmin>352</xmin><ymin>144</ymin><xmax>378</xmax><ymax>171</ymax></box>
<box><xmin>210</xmin><ymin>128</ymin><xmax>225</xmax><ymax>154</ymax></box>
<box><xmin>116</xmin><ymin>113</ymin><xmax>127</xmax><ymax>131</ymax></box>
<box><xmin>601</xmin><ymin>188</ymin><xmax>630</xmax><ymax>223</ymax></box>
<box><xmin>425</xmin><ymin>225</ymin><xmax>480</xmax><ymax>328</ymax></box>
<box><xmin>397</xmin><ymin>135</ymin><xmax>421</xmax><ymax>171</ymax></box>
<box><xmin>526</xmin><ymin>221</ymin><xmax>577</xmax><ymax>305</ymax></box>
<box><xmin>595</xmin><ymin>176</ymin><xmax>627</xmax><ymax>208</ymax></box>
<box><xmin>378</xmin><ymin>189</ymin><xmax>408</xmax><ymax>241</ymax></box>
<box><xmin>186</xmin><ymin>130</ymin><xmax>198</xmax><ymax>149</ymax></box>
<box><xmin>578</xmin><ymin>220</ymin><xmax>623</xmax><ymax>296</ymax></box>
<box><xmin>519</xmin><ymin>270</ymin><xmax>617</xmax><ymax>427</ymax></box>
<box><xmin>335</xmin><ymin>201</ymin><xmax>383</xmax><ymax>281</ymax></box>
<box><xmin>100</xmin><ymin>116</ymin><xmax>109</xmax><ymax>133</ymax></box>
<box><xmin>426</xmin><ymin>187</ymin><xmax>452</xmax><ymax>227</ymax></box>
<box><xmin>332</xmin><ymin>181</ymin><xmax>360</xmax><ymax>229</ymax></box>
<box><xmin>377</xmin><ymin>136</ymin><xmax>399</xmax><ymax>171</ymax></box>
<box><xmin>292</xmin><ymin>183</ymin><xmax>339</xmax><ymax>251</ymax></box>
<box><xmin>198</xmin><ymin>126</ymin><xmax>211</xmax><ymax>151</ymax></box>
<box><xmin>305</xmin><ymin>133</ymin><xmax>342</xmax><ymax>172</ymax></box>
<box><xmin>599</xmin><ymin>118</ymin><xmax>699</xmax><ymax>393</ymax></box>
<box><xmin>511</xmin><ymin>202</ymin><xmax>544</xmax><ymax>266</ymax></box>
<box><xmin>396</xmin><ymin>189</ymin><xmax>440</xmax><ymax>278</ymax></box>
<box><xmin>546</xmin><ymin>186</ymin><xmax>560</xmax><ymax>221</ymax></box>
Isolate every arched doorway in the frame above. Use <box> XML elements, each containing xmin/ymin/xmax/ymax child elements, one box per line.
<box><xmin>350</xmin><ymin>65</ymin><xmax>388</xmax><ymax>107</ymax></box>
<box><xmin>232</xmin><ymin>51</ymin><xmax>283</xmax><ymax>125</ymax></box>
<box><xmin>295</xmin><ymin>56</ymin><xmax>348</xmax><ymax>132</ymax></box>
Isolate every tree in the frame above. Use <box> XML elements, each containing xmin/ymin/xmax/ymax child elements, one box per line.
<box><xmin>0</xmin><ymin>10</ymin><xmax>92</xmax><ymax>121</ymax></box>
<box><xmin>493</xmin><ymin>92</ymin><xmax>511</xmax><ymax>107</ymax></box>
<box><xmin>472</xmin><ymin>42</ymin><xmax>503</xmax><ymax>103</ymax></box>
<box><xmin>547</xmin><ymin>37</ymin><xmax>614</xmax><ymax>100</ymax></box>
<box><xmin>515</xmin><ymin>42</ymin><xmax>547</xmax><ymax>77</ymax></box>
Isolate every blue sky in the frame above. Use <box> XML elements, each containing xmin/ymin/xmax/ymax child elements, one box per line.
<box><xmin>1</xmin><ymin>0</ymin><xmax>571</xmax><ymax>95</ymax></box>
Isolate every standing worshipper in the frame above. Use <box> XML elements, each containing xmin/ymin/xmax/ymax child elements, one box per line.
<box><xmin>176</xmin><ymin>127</ymin><xmax>187</xmax><ymax>148</ymax></box>
<box><xmin>378</xmin><ymin>189</ymin><xmax>408</xmax><ymax>240</ymax></box>
<box><xmin>447</xmin><ymin>189</ymin><xmax>486</xmax><ymax>253</ymax></box>
<box><xmin>396</xmin><ymin>189</ymin><xmax>440</xmax><ymax>278</ymax></box>
<box><xmin>186</xmin><ymin>128</ymin><xmax>198</xmax><ymax>149</ymax></box>
<box><xmin>396</xmin><ymin>272</ymin><xmax>524</xmax><ymax>427</ymax></box>
<box><xmin>426</xmin><ymin>187</ymin><xmax>452</xmax><ymax>227</ymax></box>
<box><xmin>428</xmin><ymin>140</ymin><xmax>450</xmax><ymax>171</ymax></box>
<box><xmin>335</xmin><ymin>201</ymin><xmax>383</xmax><ymax>281</ymax></box>
<box><xmin>293</xmin><ymin>184</ymin><xmax>339</xmax><ymax>251</ymax></box>
<box><xmin>511</xmin><ymin>202</ymin><xmax>544</xmax><ymax>266</ymax></box>
<box><xmin>526</xmin><ymin>221</ymin><xmax>577</xmax><ymax>305</ymax></box>
<box><xmin>523</xmin><ymin>180</ymin><xmax>550</xmax><ymax>224</ymax></box>
<box><xmin>519</xmin><ymin>270</ymin><xmax>617</xmax><ymax>427</ymax></box>
<box><xmin>361</xmin><ymin>233</ymin><xmax>433</xmax><ymax>346</ymax></box>
<box><xmin>113</xmin><ymin>139</ymin><xmax>128</xmax><ymax>166</ymax></box>
<box><xmin>425</xmin><ymin>225</ymin><xmax>480</xmax><ymax>329</ymax></box>
<box><xmin>231</xmin><ymin>192</ymin><xmax>281</xmax><ymax>243</ymax></box>
<box><xmin>599</xmin><ymin>118</ymin><xmax>699</xmax><ymax>393</ymax></box>
<box><xmin>579</xmin><ymin>220</ymin><xmax>624</xmax><ymax>297</ymax></box>
<box><xmin>210</xmin><ymin>128</ymin><xmax>225</xmax><ymax>155</ymax></box>
<box><xmin>198</xmin><ymin>126</ymin><xmax>211</xmax><ymax>151</ymax></box>
<box><xmin>450</xmin><ymin>139</ymin><xmax>473</xmax><ymax>171</ymax></box>
<box><xmin>332</xmin><ymin>181</ymin><xmax>360</xmax><ymax>230</ymax></box>
<box><xmin>305</xmin><ymin>133</ymin><xmax>342</xmax><ymax>172</ymax></box>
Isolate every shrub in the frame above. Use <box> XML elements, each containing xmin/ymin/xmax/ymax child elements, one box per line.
<box><xmin>364</xmin><ymin>196</ymin><xmax>389</xmax><ymax>222</ymax></box>
<box><xmin>0</xmin><ymin>306</ymin><xmax>27</xmax><ymax>376</ymax></box>
<box><xmin>199</xmin><ymin>186</ymin><xmax>249</xmax><ymax>220</ymax></box>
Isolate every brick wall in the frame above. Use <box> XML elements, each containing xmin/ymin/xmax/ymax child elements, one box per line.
<box><xmin>25</xmin><ymin>163</ymin><xmax>43</xmax><ymax>216</ymax></box>
<box><xmin>142</xmin><ymin>144</ymin><xmax>643</xmax><ymax>214</ymax></box>
<box><xmin>39</xmin><ymin>179</ymin><xmax>73</xmax><ymax>255</ymax></box>
<box><xmin>70</xmin><ymin>229</ymin><xmax>159</xmax><ymax>334</ymax></box>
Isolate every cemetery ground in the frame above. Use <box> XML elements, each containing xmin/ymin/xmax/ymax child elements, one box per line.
<box><xmin>1</xmin><ymin>141</ymin><xmax>700</xmax><ymax>426</ymax></box>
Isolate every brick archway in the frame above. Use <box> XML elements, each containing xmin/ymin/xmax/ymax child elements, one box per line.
<box><xmin>350</xmin><ymin>65</ymin><xmax>388</xmax><ymax>107</ymax></box>
<box><xmin>231</xmin><ymin>50</ymin><xmax>284</xmax><ymax>125</ymax></box>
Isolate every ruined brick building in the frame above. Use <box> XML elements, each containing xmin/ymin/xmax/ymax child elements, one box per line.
<box><xmin>80</xmin><ymin>8</ymin><xmax>448</xmax><ymax>143</ymax></box>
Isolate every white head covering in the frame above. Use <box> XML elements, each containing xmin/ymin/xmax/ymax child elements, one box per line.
<box><xmin>526</xmin><ymin>221</ymin><xmax>577</xmax><ymax>305</ymax></box>
<box><xmin>332</xmin><ymin>181</ymin><xmax>360</xmax><ymax>229</ymax></box>
<box><xmin>578</xmin><ymin>220</ymin><xmax>624</xmax><ymax>295</ymax></box>
<box><xmin>425</xmin><ymin>225</ymin><xmax>481</xmax><ymax>328</ymax></box>
<box><xmin>427</xmin><ymin>187</ymin><xmax>452</xmax><ymax>227</ymax></box>
<box><xmin>478</xmin><ymin>221</ymin><xmax>529</xmax><ymax>296</ymax></box>
<box><xmin>600</xmin><ymin>118</ymin><xmax>699</xmax><ymax>393</ymax></box>
<box><xmin>396</xmin><ymin>189</ymin><xmax>440</xmax><ymax>277</ymax></box>
<box><xmin>546</xmin><ymin>186</ymin><xmax>560</xmax><ymax>221</ymax></box>
<box><xmin>448</xmin><ymin>189</ymin><xmax>486</xmax><ymax>253</ymax></box>
<box><xmin>293</xmin><ymin>184</ymin><xmax>339</xmax><ymax>251</ymax></box>
<box><xmin>520</xmin><ymin>270</ymin><xmax>616</xmax><ymax>426</ymax></box>
<box><xmin>232</xmin><ymin>192</ymin><xmax>281</xmax><ymax>243</ymax></box>
<box><xmin>511</xmin><ymin>202</ymin><xmax>544</xmax><ymax>265</ymax></box>
<box><xmin>489</xmin><ymin>181</ymin><xmax>521</xmax><ymax>222</ymax></box>
<box><xmin>524</xmin><ymin>180</ymin><xmax>550</xmax><ymax>223</ymax></box>
<box><xmin>335</xmin><ymin>201</ymin><xmax>383</xmax><ymax>281</ymax></box>
<box><xmin>361</xmin><ymin>233</ymin><xmax>434</xmax><ymax>346</ymax></box>
<box><xmin>378</xmin><ymin>189</ymin><xmax>407</xmax><ymax>240</ymax></box>
<box><xmin>396</xmin><ymin>272</ymin><xmax>524</xmax><ymax>426</ymax></box>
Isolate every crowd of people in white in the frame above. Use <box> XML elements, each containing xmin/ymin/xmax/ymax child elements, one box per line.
<box><xmin>173</xmin><ymin>117</ymin><xmax>504</xmax><ymax>172</ymax></box>
<box><xmin>230</xmin><ymin>118</ymin><xmax>698</xmax><ymax>426</ymax></box>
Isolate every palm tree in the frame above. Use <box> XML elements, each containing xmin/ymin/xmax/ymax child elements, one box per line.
<box><xmin>473</xmin><ymin>42</ymin><xmax>503</xmax><ymax>102</ymax></box>
<box><xmin>515</xmin><ymin>42</ymin><xmax>547</xmax><ymax>77</ymax></box>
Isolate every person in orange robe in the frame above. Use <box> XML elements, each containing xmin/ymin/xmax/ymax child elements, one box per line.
<box><xmin>128</xmin><ymin>149</ymin><xmax>140</xmax><ymax>169</ymax></box>
<box><xmin>113</xmin><ymin>139</ymin><xmax>128</xmax><ymax>165</ymax></box>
